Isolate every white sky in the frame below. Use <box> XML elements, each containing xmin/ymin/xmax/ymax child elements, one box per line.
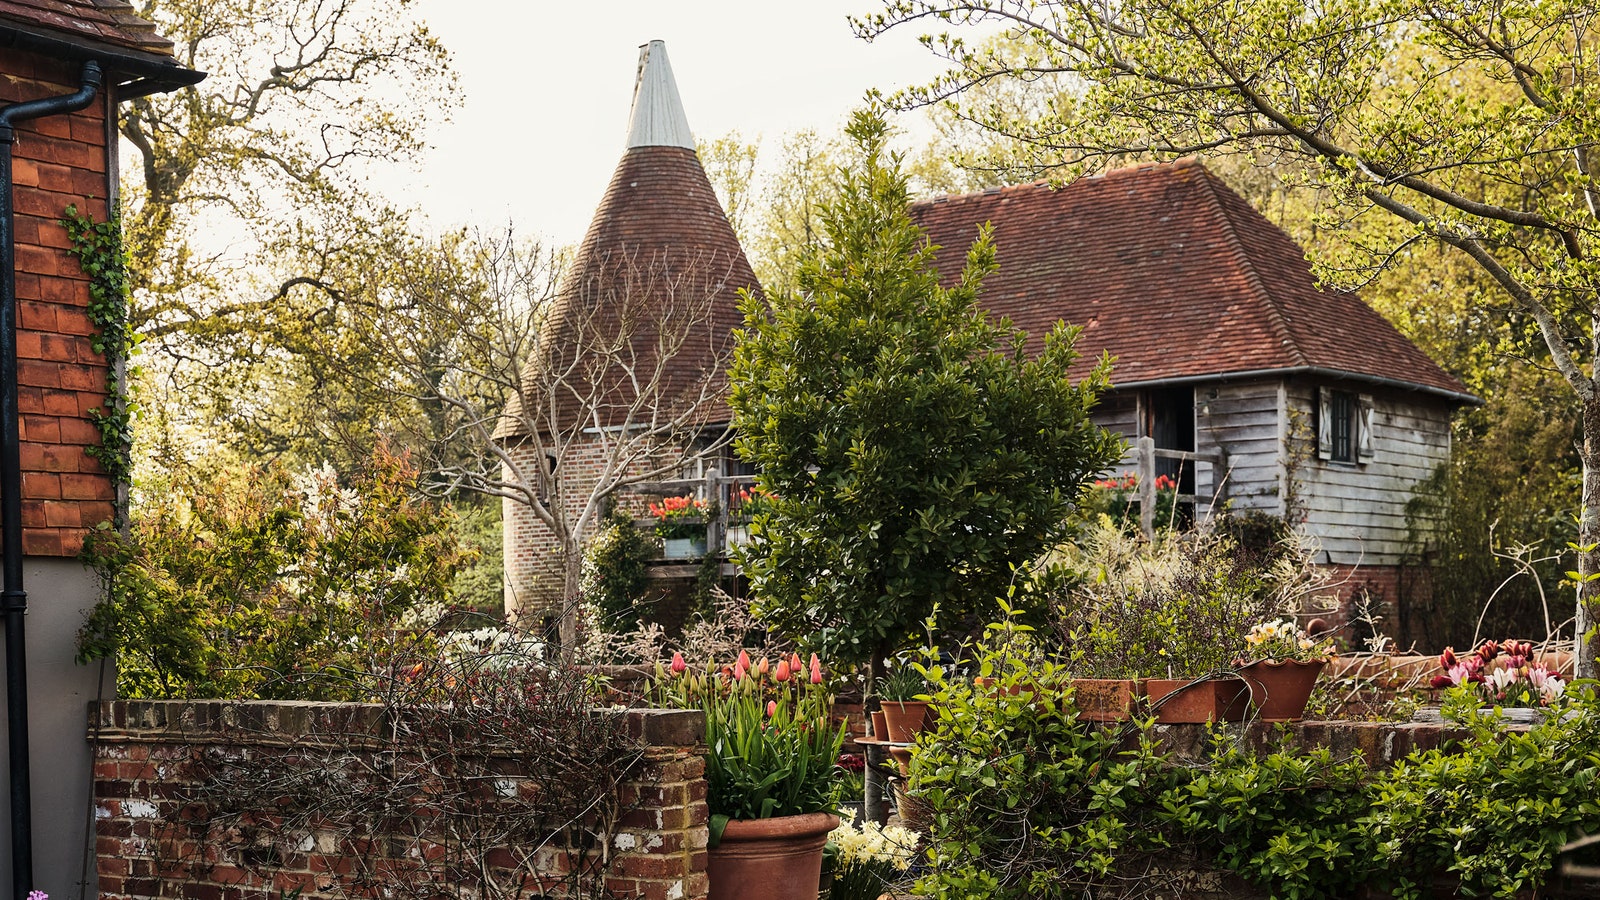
<box><xmin>400</xmin><ymin>1</ymin><xmax>954</xmax><ymax>245</ymax></box>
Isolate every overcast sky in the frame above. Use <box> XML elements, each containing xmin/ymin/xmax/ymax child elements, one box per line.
<box><xmin>400</xmin><ymin>1</ymin><xmax>954</xmax><ymax>245</ymax></box>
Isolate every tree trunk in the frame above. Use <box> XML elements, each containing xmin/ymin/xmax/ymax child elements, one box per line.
<box><xmin>863</xmin><ymin>649</ymin><xmax>888</xmax><ymax>825</ymax></box>
<box><xmin>1578</xmin><ymin>397</ymin><xmax>1600</xmax><ymax>679</ymax></box>
<box><xmin>559</xmin><ymin>542</ymin><xmax>583</xmax><ymax>662</ymax></box>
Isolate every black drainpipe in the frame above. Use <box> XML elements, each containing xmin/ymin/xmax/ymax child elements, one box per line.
<box><xmin>0</xmin><ymin>60</ymin><xmax>101</xmax><ymax>900</ymax></box>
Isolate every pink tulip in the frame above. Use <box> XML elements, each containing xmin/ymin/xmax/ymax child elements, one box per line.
<box><xmin>670</xmin><ymin>652</ymin><xmax>686</xmax><ymax>675</ymax></box>
<box><xmin>758</xmin><ymin>657</ymin><xmax>771</xmax><ymax>678</ymax></box>
<box><xmin>738</xmin><ymin>650</ymin><xmax>752</xmax><ymax>672</ymax></box>
<box><xmin>733</xmin><ymin>661</ymin><xmax>747</xmax><ymax>681</ymax></box>
<box><xmin>775</xmin><ymin>660</ymin><xmax>791</xmax><ymax>682</ymax></box>
<box><xmin>809</xmin><ymin>653</ymin><xmax>823</xmax><ymax>684</ymax></box>
<box><xmin>766</xmin><ymin>700</ymin><xmax>778</xmax><ymax>718</ymax></box>
<box><xmin>790</xmin><ymin>652</ymin><xmax>803</xmax><ymax>673</ymax></box>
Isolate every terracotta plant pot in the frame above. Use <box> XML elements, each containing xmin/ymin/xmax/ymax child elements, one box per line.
<box><xmin>1070</xmin><ymin>678</ymin><xmax>1145</xmax><ymax>722</ymax></box>
<box><xmin>880</xmin><ymin>699</ymin><xmax>931</xmax><ymax>742</ymax></box>
<box><xmin>708</xmin><ymin>811</ymin><xmax>839</xmax><ymax>900</ymax></box>
<box><xmin>870</xmin><ymin>709</ymin><xmax>888</xmax><ymax>740</ymax></box>
<box><xmin>888</xmin><ymin>745</ymin><xmax>913</xmax><ymax>777</ymax></box>
<box><xmin>1146</xmin><ymin>677</ymin><xmax>1250</xmax><ymax>724</ymax></box>
<box><xmin>1237</xmin><ymin>659</ymin><xmax>1325</xmax><ymax>721</ymax></box>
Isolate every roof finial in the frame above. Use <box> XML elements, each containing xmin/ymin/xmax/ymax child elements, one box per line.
<box><xmin>626</xmin><ymin>40</ymin><xmax>695</xmax><ymax>150</ymax></box>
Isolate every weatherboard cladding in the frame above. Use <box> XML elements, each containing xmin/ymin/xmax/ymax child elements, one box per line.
<box><xmin>495</xmin><ymin>144</ymin><xmax>756</xmax><ymax>439</ymax></box>
<box><xmin>909</xmin><ymin>159</ymin><xmax>1469</xmax><ymax>399</ymax></box>
<box><xmin>0</xmin><ymin>0</ymin><xmax>175</xmax><ymax>57</ymax></box>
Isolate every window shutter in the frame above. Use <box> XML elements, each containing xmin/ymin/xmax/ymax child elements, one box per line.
<box><xmin>1316</xmin><ymin>387</ymin><xmax>1333</xmax><ymax>460</ymax></box>
<box><xmin>1357</xmin><ymin>394</ymin><xmax>1375</xmax><ymax>461</ymax></box>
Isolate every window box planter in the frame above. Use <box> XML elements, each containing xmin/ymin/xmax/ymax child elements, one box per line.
<box><xmin>662</xmin><ymin>536</ymin><xmax>708</xmax><ymax>559</ymax></box>
<box><xmin>1146</xmin><ymin>676</ymin><xmax>1250</xmax><ymax>724</ymax></box>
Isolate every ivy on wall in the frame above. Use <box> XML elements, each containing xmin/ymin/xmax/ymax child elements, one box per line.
<box><xmin>61</xmin><ymin>204</ymin><xmax>135</xmax><ymax>506</ymax></box>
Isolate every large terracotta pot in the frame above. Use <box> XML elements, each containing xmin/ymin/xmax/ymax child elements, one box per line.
<box><xmin>1237</xmin><ymin>659</ymin><xmax>1325</xmax><ymax>722</ymax></box>
<box><xmin>708</xmin><ymin>811</ymin><xmax>839</xmax><ymax>900</ymax></box>
<box><xmin>1147</xmin><ymin>677</ymin><xmax>1250</xmax><ymax>724</ymax></box>
<box><xmin>1070</xmin><ymin>678</ymin><xmax>1145</xmax><ymax>722</ymax></box>
<box><xmin>880</xmin><ymin>699</ymin><xmax>931</xmax><ymax>742</ymax></box>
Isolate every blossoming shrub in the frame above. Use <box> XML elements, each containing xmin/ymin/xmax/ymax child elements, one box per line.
<box><xmin>1241</xmin><ymin>619</ymin><xmax>1337</xmax><ymax>663</ymax></box>
<box><xmin>649</xmin><ymin>493</ymin><xmax>707</xmax><ymax>540</ymax></box>
<box><xmin>910</xmin><ymin>612</ymin><xmax>1600</xmax><ymax>898</ymax></box>
<box><xmin>1082</xmin><ymin>471</ymin><xmax>1182</xmax><ymax>532</ymax></box>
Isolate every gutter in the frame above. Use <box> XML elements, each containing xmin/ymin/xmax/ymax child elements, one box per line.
<box><xmin>0</xmin><ymin>24</ymin><xmax>205</xmax><ymax>98</ymax></box>
<box><xmin>1107</xmin><ymin>366</ymin><xmax>1483</xmax><ymax>407</ymax></box>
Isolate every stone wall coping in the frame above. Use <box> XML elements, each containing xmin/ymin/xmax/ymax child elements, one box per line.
<box><xmin>90</xmin><ymin>699</ymin><xmax>704</xmax><ymax>751</ymax></box>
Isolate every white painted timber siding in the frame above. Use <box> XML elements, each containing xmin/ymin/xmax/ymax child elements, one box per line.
<box><xmin>1285</xmin><ymin>383</ymin><xmax>1451</xmax><ymax>566</ymax></box>
<box><xmin>1194</xmin><ymin>379</ymin><xmax>1284</xmax><ymax>518</ymax></box>
<box><xmin>1091</xmin><ymin>380</ymin><xmax>1283</xmax><ymax>521</ymax></box>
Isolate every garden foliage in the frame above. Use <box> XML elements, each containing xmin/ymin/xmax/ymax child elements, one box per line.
<box><xmin>909</xmin><ymin>616</ymin><xmax>1600</xmax><ymax>899</ymax></box>
<box><xmin>78</xmin><ymin>446</ymin><xmax>465</xmax><ymax>700</ymax></box>
<box><xmin>728</xmin><ymin>107</ymin><xmax>1121</xmax><ymax>669</ymax></box>
<box><xmin>1045</xmin><ymin>521</ymin><xmax>1326</xmax><ymax>679</ymax></box>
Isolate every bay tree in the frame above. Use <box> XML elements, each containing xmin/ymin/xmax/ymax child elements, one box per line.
<box><xmin>859</xmin><ymin>0</ymin><xmax>1600</xmax><ymax>673</ymax></box>
<box><xmin>728</xmin><ymin>109</ymin><xmax>1121</xmax><ymax>676</ymax></box>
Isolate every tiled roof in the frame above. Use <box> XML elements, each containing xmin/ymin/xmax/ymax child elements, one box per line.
<box><xmin>495</xmin><ymin>144</ymin><xmax>757</xmax><ymax>438</ymax></box>
<box><xmin>911</xmin><ymin>159</ymin><xmax>1472</xmax><ymax>400</ymax></box>
<box><xmin>0</xmin><ymin>0</ymin><xmax>176</xmax><ymax>58</ymax></box>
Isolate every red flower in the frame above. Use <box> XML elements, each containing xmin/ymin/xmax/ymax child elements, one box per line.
<box><xmin>669</xmin><ymin>652</ymin><xmax>686</xmax><ymax>675</ymax></box>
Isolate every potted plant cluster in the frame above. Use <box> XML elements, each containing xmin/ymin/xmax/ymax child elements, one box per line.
<box><xmin>649</xmin><ymin>494</ymin><xmax>708</xmax><ymax>559</ymax></box>
<box><xmin>653</xmin><ymin>649</ymin><xmax>845</xmax><ymax>900</ymax></box>
<box><xmin>1426</xmin><ymin>639</ymin><xmax>1567</xmax><ymax>722</ymax></box>
<box><xmin>1047</xmin><ymin>521</ymin><xmax>1325</xmax><ymax>722</ymax></box>
<box><xmin>1235</xmin><ymin>619</ymin><xmax>1336</xmax><ymax>721</ymax></box>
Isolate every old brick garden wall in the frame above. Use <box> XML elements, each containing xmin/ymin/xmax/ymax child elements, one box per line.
<box><xmin>92</xmin><ymin>701</ymin><xmax>710</xmax><ymax>900</ymax></box>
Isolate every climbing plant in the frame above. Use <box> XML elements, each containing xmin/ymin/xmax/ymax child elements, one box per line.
<box><xmin>62</xmin><ymin>204</ymin><xmax>136</xmax><ymax>500</ymax></box>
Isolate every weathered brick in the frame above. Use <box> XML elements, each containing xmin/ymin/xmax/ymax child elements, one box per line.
<box><xmin>20</xmin><ymin>416</ymin><xmax>61</xmax><ymax>444</ymax></box>
<box><xmin>21</xmin><ymin>530</ymin><xmax>61</xmax><ymax>555</ymax></box>
<box><xmin>22</xmin><ymin>472</ymin><xmax>59</xmax><ymax>499</ymax></box>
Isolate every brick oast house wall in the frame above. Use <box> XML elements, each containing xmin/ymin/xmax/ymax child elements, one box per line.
<box><xmin>92</xmin><ymin>700</ymin><xmax>711</xmax><ymax>900</ymax></box>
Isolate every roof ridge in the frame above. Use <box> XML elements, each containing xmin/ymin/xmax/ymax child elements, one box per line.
<box><xmin>1193</xmin><ymin>165</ymin><xmax>1309</xmax><ymax>368</ymax></box>
<box><xmin>914</xmin><ymin>157</ymin><xmax>1205</xmax><ymax>207</ymax></box>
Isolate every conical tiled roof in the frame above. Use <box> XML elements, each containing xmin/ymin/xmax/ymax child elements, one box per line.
<box><xmin>496</xmin><ymin>41</ymin><xmax>758</xmax><ymax>439</ymax></box>
<box><xmin>911</xmin><ymin>159</ymin><xmax>1474</xmax><ymax>402</ymax></box>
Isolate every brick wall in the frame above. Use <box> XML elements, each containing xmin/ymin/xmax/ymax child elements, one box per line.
<box><xmin>501</xmin><ymin>437</ymin><xmax>682</xmax><ymax>623</ymax></box>
<box><xmin>91</xmin><ymin>700</ymin><xmax>710</xmax><ymax>900</ymax></box>
<box><xmin>2</xmin><ymin>51</ymin><xmax>117</xmax><ymax>556</ymax></box>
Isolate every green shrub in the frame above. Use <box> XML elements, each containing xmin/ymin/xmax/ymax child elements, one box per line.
<box><xmin>909</xmin><ymin>611</ymin><xmax>1600</xmax><ymax>898</ymax></box>
<box><xmin>580</xmin><ymin>503</ymin><xmax>656</xmax><ymax>626</ymax></box>
<box><xmin>78</xmin><ymin>447</ymin><xmax>463</xmax><ymax>700</ymax></box>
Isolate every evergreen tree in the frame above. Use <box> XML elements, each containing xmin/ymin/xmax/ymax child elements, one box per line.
<box><xmin>729</xmin><ymin>109</ymin><xmax>1122</xmax><ymax>672</ymax></box>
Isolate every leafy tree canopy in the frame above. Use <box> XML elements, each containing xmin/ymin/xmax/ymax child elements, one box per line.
<box><xmin>728</xmin><ymin>108</ymin><xmax>1122</xmax><ymax>668</ymax></box>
